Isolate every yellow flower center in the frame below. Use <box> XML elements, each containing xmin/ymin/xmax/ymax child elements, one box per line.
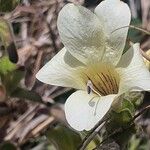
<box><xmin>80</xmin><ymin>63</ymin><xmax>120</xmax><ymax>96</ymax></box>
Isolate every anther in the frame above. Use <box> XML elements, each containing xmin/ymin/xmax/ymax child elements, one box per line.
<box><xmin>87</xmin><ymin>80</ymin><xmax>93</xmax><ymax>94</ymax></box>
<box><xmin>87</xmin><ymin>80</ymin><xmax>101</xmax><ymax>116</ymax></box>
<box><xmin>86</xmin><ymin>80</ymin><xmax>101</xmax><ymax>96</ymax></box>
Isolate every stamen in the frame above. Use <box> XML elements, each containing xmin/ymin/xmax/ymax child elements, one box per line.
<box><xmin>87</xmin><ymin>80</ymin><xmax>93</xmax><ymax>94</ymax></box>
<box><xmin>87</xmin><ymin>80</ymin><xmax>101</xmax><ymax>116</ymax></box>
<box><xmin>86</xmin><ymin>80</ymin><xmax>101</xmax><ymax>96</ymax></box>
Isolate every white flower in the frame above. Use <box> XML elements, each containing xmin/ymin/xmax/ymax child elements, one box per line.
<box><xmin>36</xmin><ymin>0</ymin><xmax>150</xmax><ymax>131</ymax></box>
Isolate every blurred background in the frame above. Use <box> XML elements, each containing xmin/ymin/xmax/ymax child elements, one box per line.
<box><xmin>0</xmin><ymin>0</ymin><xmax>150</xmax><ymax>149</ymax></box>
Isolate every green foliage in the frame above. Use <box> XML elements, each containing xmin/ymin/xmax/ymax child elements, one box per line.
<box><xmin>0</xmin><ymin>142</ymin><xmax>16</xmax><ymax>150</ymax></box>
<box><xmin>114</xmin><ymin>98</ymin><xmax>135</xmax><ymax>114</ymax></box>
<box><xmin>124</xmin><ymin>91</ymin><xmax>144</xmax><ymax>108</ymax></box>
<box><xmin>0</xmin><ymin>0</ymin><xmax>20</xmax><ymax>12</ymax></box>
<box><xmin>112</xmin><ymin>96</ymin><xmax>136</xmax><ymax>126</ymax></box>
<box><xmin>124</xmin><ymin>18</ymin><xmax>143</xmax><ymax>53</ymax></box>
<box><xmin>128</xmin><ymin>19</ymin><xmax>143</xmax><ymax>43</ymax></box>
<box><xmin>112</xmin><ymin>108</ymin><xmax>133</xmax><ymax>126</ymax></box>
<box><xmin>0</xmin><ymin>59</ymin><xmax>23</xmax><ymax>95</ymax></box>
<box><xmin>0</xmin><ymin>57</ymin><xmax>42</xmax><ymax>103</ymax></box>
<box><xmin>105</xmin><ymin>93</ymin><xmax>143</xmax><ymax>149</ymax></box>
<box><xmin>112</xmin><ymin>91</ymin><xmax>144</xmax><ymax>124</ymax></box>
<box><xmin>128</xmin><ymin>135</ymin><xmax>150</xmax><ymax>150</ymax></box>
<box><xmin>0</xmin><ymin>18</ymin><xmax>12</xmax><ymax>48</ymax></box>
<box><xmin>0</xmin><ymin>56</ymin><xmax>16</xmax><ymax>75</ymax></box>
<box><xmin>128</xmin><ymin>135</ymin><xmax>141</xmax><ymax>150</ymax></box>
<box><xmin>86</xmin><ymin>141</ymin><xmax>97</xmax><ymax>150</ymax></box>
<box><xmin>105</xmin><ymin>98</ymin><xmax>137</xmax><ymax>148</ymax></box>
<box><xmin>11</xmin><ymin>87</ymin><xmax>43</xmax><ymax>103</ymax></box>
<box><xmin>46</xmin><ymin>125</ymin><xmax>82</xmax><ymax>150</ymax></box>
<box><xmin>1</xmin><ymin>69</ymin><xmax>24</xmax><ymax>94</ymax></box>
<box><xmin>114</xmin><ymin>125</ymin><xmax>137</xmax><ymax>149</ymax></box>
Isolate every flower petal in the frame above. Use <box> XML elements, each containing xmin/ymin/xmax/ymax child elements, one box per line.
<box><xmin>95</xmin><ymin>0</ymin><xmax>131</xmax><ymax>65</ymax></box>
<box><xmin>117</xmin><ymin>43</ymin><xmax>150</xmax><ymax>94</ymax></box>
<box><xmin>36</xmin><ymin>48</ymin><xmax>86</xmax><ymax>89</ymax></box>
<box><xmin>57</xmin><ymin>4</ymin><xmax>106</xmax><ymax>64</ymax></box>
<box><xmin>65</xmin><ymin>90</ymin><xmax>116</xmax><ymax>131</ymax></box>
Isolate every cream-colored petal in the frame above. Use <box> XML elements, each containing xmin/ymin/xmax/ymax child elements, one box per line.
<box><xmin>57</xmin><ymin>4</ymin><xmax>106</xmax><ymax>64</ymax></box>
<box><xmin>95</xmin><ymin>0</ymin><xmax>131</xmax><ymax>65</ymax></box>
<box><xmin>117</xmin><ymin>43</ymin><xmax>150</xmax><ymax>94</ymax></box>
<box><xmin>65</xmin><ymin>90</ymin><xmax>116</xmax><ymax>131</ymax></box>
<box><xmin>36</xmin><ymin>48</ymin><xmax>85</xmax><ymax>89</ymax></box>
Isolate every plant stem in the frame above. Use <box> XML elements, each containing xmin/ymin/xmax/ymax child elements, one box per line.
<box><xmin>78</xmin><ymin>116</ymin><xmax>109</xmax><ymax>150</ymax></box>
<box><xmin>93</xmin><ymin>105</ymin><xmax>150</xmax><ymax>150</ymax></box>
<box><xmin>111</xmin><ymin>25</ymin><xmax>150</xmax><ymax>35</ymax></box>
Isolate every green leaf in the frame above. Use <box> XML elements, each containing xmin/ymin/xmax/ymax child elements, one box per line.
<box><xmin>124</xmin><ymin>19</ymin><xmax>142</xmax><ymax>53</ymax></box>
<box><xmin>113</xmin><ymin>96</ymin><xmax>135</xmax><ymax>116</ymax></box>
<box><xmin>128</xmin><ymin>19</ymin><xmax>143</xmax><ymax>43</ymax></box>
<box><xmin>11</xmin><ymin>87</ymin><xmax>43</xmax><ymax>103</ymax></box>
<box><xmin>0</xmin><ymin>142</ymin><xmax>16</xmax><ymax>150</ymax></box>
<box><xmin>0</xmin><ymin>19</ymin><xmax>12</xmax><ymax>48</ymax></box>
<box><xmin>46</xmin><ymin>125</ymin><xmax>82</xmax><ymax>150</ymax></box>
<box><xmin>86</xmin><ymin>140</ymin><xmax>97</xmax><ymax>150</ymax></box>
<box><xmin>125</xmin><ymin>92</ymin><xmax>144</xmax><ymax>108</ymax></box>
<box><xmin>113</xmin><ymin>124</ymin><xmax>137</xmax><ymax>149</ymax></box>
<box><xmin>128</xmin><ymin>135</ymin><xmax>140</xmax><ymax>150</ymax></box>
<box><xmin>9</xmin><ymin>68</ymin><xmax>24</xmax><ymax>87</ymax></box>
<box><xmin>0</xmin><ymin>19</ymin><xmax>18</xmax><ymax>63</ymax></box>
<box><xmin>122</xmin><ymin>99</ymin><xmax>135</xmax><ymax>114</ymax></box>
<box><xmin>0</xmin><ymin>0</ymin><xmax>20</xmax><ymax>12</ymax></box>
<box><xmin>80</xmin><ymin>131</ymin><xmax>97</xmax><ymax>150</ymax></box>
<box><xmin>112</xmin><ymin>108</ymin><xmax>133</xmax><ymax>126</ymax></box>
<box><xmin>1</xmin><ymin>68</ymin><xmax>24</xmax><ymax>94</ymax></box>
<box><xmin>118</xmin><ymin>109</ymin><xmax>133</xmax><ymax>123</ymax></box>
<box><xmin>0</xmin><ymin>56</ymin><xmax>16</xmax><ymax>75</ymax></box>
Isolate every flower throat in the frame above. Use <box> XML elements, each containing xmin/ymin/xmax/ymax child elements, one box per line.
<box><xmin>82</xmin><ymin>63</ymin><xmax>120</xmax><ymax>96</ymax></box>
